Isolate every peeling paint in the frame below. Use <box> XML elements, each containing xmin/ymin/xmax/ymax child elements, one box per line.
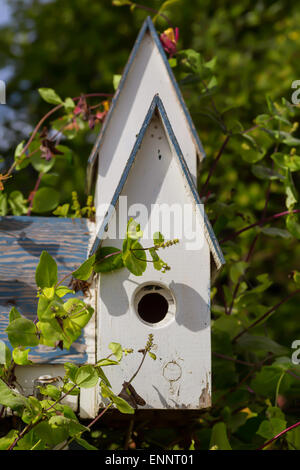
<box><xmin>199</xmin><ymin>374</ymin><xmax>211</xmax><ymax>408</ymax></box>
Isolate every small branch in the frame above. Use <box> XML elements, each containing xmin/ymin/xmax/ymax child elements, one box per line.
<box><xmin>212</xmin><ymin>352</ymin><xmax>254</xmax><ymax>367</ymax></box>
<box><xmin>221</xmin><ymin>209</ymin><xmax>300</xmax><ymax>244</ymax></box>
<box><xmin>124</xmin><ymin>416</ymin><xmax>135</xmax><ymax>450</ymax></box>
<box><xmin>127</xmin><ymin>350</ymin><xmax>148</xmax><ymax>386</ymax></box>
<box><xmin>55</xmin><ymin>272</ymin><xmax>73</xmax><ymax>289</ymax></box>
<box><xmin>212</xmin><ymin>353</ymin><xmax>274</xmax><ymax>409</ymax></box>
<box><xmin>233</xmin><ymin>289</ymin><xmax>300</xmax><ymax>342</ymax></box>
<box><xmin>59</xmin><ymin>402</ymin><xmax>113</xmax><ymax>450</ymax></box>
<box><xmin>200</xmin><ymin>135</ymin><xmax>230</xmax><ymax>198</ymax></box>
<box><xmin>257</xmin><ymin>421</ymin><xmax>300</xmax><ymax>450</ymax></box>
<box><xmin>133</xmin><ymin>2</ymin><xmax>173</xmax><ymax>27</ymax></box>
<box><xmin>6</xmin><ymin>93</ymin><xmax>113</xmax><ymax>176</ymax></box>
<box><xmin>27</xmin><ymin>172</ymin><xmax>43</xmax><ymax>216</ymax></box>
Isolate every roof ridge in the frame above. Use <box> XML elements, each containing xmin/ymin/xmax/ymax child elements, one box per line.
<box><xmin>90</xmin><ymin>94</ymin><xmax>224</xmax><ymax>269</ymax></box>
<box><xmin>86</xmin><ymin>16</ymin><xmax>206</xmax><ymax>193</ymax></box>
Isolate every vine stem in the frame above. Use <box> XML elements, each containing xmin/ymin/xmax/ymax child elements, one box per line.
<box><xmin>6</xmin><ymin>93</ymin><xmax>113</xmax><ymax>177</ymax></box>
<box><xmin>232</xmin><ymin>289</ymin><xmax>300</xmax><ymax>342</ymax></box>
<box><xmin>200</xmin><ymin>135</ymin><xmax>230</xmax><ymax>198</ymax></box>
<box><xmin>257</xmin><ymin>421</ymin><xmax>300</xmax><ymax>450</ymax></box>
<box><xmin>27</xmin><ymin>171</ymin><xmax>43</xmax><ymax>216</ymax></box>
<box><xmin>220</xmin><ymin>209</ymin><xmax>300</xmax><ymax>244</ymax></box>
<box><xmin>7</xmin><ymin>383</ymin><xmax>78</xmax><ymax>450</ymax></box>
<box><xmin>132</xmin><ymin>2</ymin><xmax>173</xmax><ymax>27</ymax></box>
<box><xmin>212</xmin><ymin>353</ymin><xmax>274</xmax><ymax>409</ymax></box>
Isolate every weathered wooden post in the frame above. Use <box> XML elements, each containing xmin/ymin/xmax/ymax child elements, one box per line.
<box><xmin>0</xmin><ymin>16</ymin><xmax>224</xmax><ymax>418</ymax></box>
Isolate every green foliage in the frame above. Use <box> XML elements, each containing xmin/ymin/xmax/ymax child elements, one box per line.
<box><xmin>0</xmin><ymin>0</ymin><xmax>299</xmax><ymax>451</ymax></box>
<box><xmin>35</xmin><ymin>251</ymin><xmax>58</xmax><ymax>288</ymax></box>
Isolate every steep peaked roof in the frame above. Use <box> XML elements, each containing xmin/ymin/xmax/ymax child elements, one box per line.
<box><xmin>90</xmin><ymin>94</ymin><xmax>224</xmax><ymax>270</ymax></box>
<box><xmin>86</xmin><ymin>16</ymin><xmax>206</xmax><ymax>192</ymax></box>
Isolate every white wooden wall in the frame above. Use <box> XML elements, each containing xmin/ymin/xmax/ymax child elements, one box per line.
<box><xmin>97</xmin><ymin>114</ymin><xmax>211</xmax><ymax>409</ymax></box>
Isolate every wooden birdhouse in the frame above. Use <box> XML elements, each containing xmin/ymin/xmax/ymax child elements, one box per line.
<box><xmin>87</xmin><ymin>17</ymin><xmax>225</xmax><ymax>411</ymax></box>
<box><xmin>0</xmin><ymin>17</ymin><xmax>224</xmax><ymax>418</ymax></box>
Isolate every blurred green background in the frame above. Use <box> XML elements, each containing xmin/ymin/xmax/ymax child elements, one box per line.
<box><xmin>0</xmin><ymin>0</ymin><xmax>299</xmax><ymax>450</ymax></box>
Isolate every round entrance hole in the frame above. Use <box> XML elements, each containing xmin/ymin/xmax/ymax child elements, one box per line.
<box><xmin>137</xmin><ymin>292</ymin><xmax>168</xmax><ymax>324</ymax></box>
<box><xmin>133</xmin><ymin>283</ymin><xmax>176</xmax><ymax>327</ymax></box>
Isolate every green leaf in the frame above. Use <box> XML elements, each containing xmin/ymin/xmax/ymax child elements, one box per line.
<box><xmin>21</xmin><ymin>396</ymin><xmax>42</xmax><ymax>424</ymax></box>
<box><xmin>260</xmin><ymin>227</ymin><xmax>292</xmax><ymax>239</ymax></box>
<box><xmin>285</xmin><ymin>170</ymin><xmax>298</xmax><ymax>210</ymax></box>
<box><xmin>109</xmin><ymin>342</ymin><xmax>123</xmax><ymax>361</ymax></box>
<box><xmin>6</xmin><ymin>318</ymin><xmax>39</xmax><ymax>347</ymax></box>
<box><xmin>14</xmin><ymin>140</ymin><xmax>29</xmax><ymax>170</ymax></box>
<box><xmin>257</xmin><ymin>418</ymin><xmax>287</xmax><ymax>440</ymax></box>
<box><xmin>168</xmin><ymin>58</ymin><xmax>177</xmax><ymax>68</ymax></box>
<box><xmin>72</xmin><ymin>254</ymin><xmax>95</xmax><ymax>280</ymax></box>
<box><xmin>96</xmin><ymin>358</ymin><xmax>119</xmax><ymax>367</ymax></box>
<box><xmin>238</xmin><ymin>135</ymin><xmax>266</xmax><ymax>163</ymax></box>
<box><xmin>0</xmin><ymin>379</ymin><xmax>29</xmax><ymax>413</ymax></box>
<box><xmin>0</xmin><ymin>430</ymin><xmax>19</xmax><ymax>450</ymax></box>
<box><xmin>178</xmin><ymin>49</ymin><xmax>202</xmax><ymax>74</ymax></box>
<box><xmin>9</xmin><ymin>307</ymin><xmax>21</xmax><ymax>323</ymax></box>
<box><xmin>94</xmin><ymin>247</ymin><xmax>124</xmax><ymax>273</ymax></box>
<box><xmin>95</xmin><ymin>366</ymin><xmax>111</xmax><ymax>387</ymax></box>
<box><xmin>8</xmin><ymin>191</ymin><xmax>28</xmax><ymax>215</ymax></box>
<box><xmin>251</xmin><ymin>165</ymin><xmax>285</xmax><ymax>181</ymax></box>
<box><xmin>287</xmin><ymin>426</ymin><xmax>300</xmax><ymax>450</ymax></box>
<box><xmin>75</xmin><ymin>365</ymin><xmax>99</xmax><ymax>388</ymax></box>
<box><xmin>113</xmin><ymin>74</ymin><xmax>122</xmax><ymax>90</ymax></box>
<box><xmin>250</xmin><ymin>365</ymin><xmax>293</xmax><ymax>398</ymax></box>
<box><xmin>52</xmin><ymin>203</ymin><xmax>70</xmax><ymax>217</ymax></box>
<box><xmin>255</xmin><ymin>114</ymin><xmax>271</xmax><ymax>125</ymax></box>
<box><xmin>32</xmin><ymin>187</ymin><xmax>60</xmax><ymax>213</ymax></box>
<box><xmin>38</xmin><ymin>88</ymin><xmax>63</xmax><ymax>105</ymax></box>
<box><xmin>31</xmin><ymin>152</ymin><xmax>55</xmax><ymax>173</ymax></box>
<box><xmin>148</xmin><ymin>352</ymin><xmax>156</xmax><ymax>360</ymax></box>
<box><xmin>237</xmin><ymin>334</ymin><xmax>289</xmax><ymax>356</ymax></box>
<box><xmin>63</xmin><ymin>97</ymin><xmax>75</xmax><ymax>112</ymax></box>
<box><xmin>35</xmin><ymin>251</ymin><xmax>58</xmax><ymax>288</ymax></box>
<box><xmin>271</xmin><ymin>152</ymin><xmax>300</xmax><ymax>171</ymax></box>
<box><xmin>0</xmin><ymin>340</ymin><xmax>11</xmax><ymax>368</ymax></box>
<box><xmin>263</xmin><ymin>129</ymin><xmax>300</xmax><ymax>146</ymax></box>
<box><xmin>55</xmin><ymin>285</ymin><xmax>74</xmax><ymax>297</ymax></box>
<box><xmin>39</xmin><ymin>384</ymin><xmax>61</xmax><ymax>401</ymax></box>
<box><xmin>286</xmin><ymin>214</ymin><xmax>300</xmax><ymax>239</ymax></box>
<box><xmin>122</xmin><ymin>239</ymin><xmax>146</xmax><ymax>276</ymax></box>
<box><xmin>209</xmin><ymin>422</ymin><xmax>232</xmax><ymax>450</ymax></box>
<box><xmin>153</xmin><ymin>232</ymin><xmax>164</xmax><ymax>245</ymax></box>
<box><xmin>229</xmin><ymin>261</ymin><xmax>248</xmax><ymax>284</ymax></box>
<box><xmin>75</xmin><ymin>437</ymin><xmax>98</xmax><ymax>450</ymax></box>
<box><xmin>101</xmin><ymin>383</ymin><xmax>134</xmax><ymax>414</ymax></box>
<box><xmin>12</xmin><ymin>347</ymin><xmax>32</xmax><ymax>365</ymax></box>
<box><xmin>55</xmin><ymin>145</ymin><xmax>73</xmax><ymax>164</ymax></box>
<box><xmin>61</xmin><ymin>382</ymin><xmax>80</xmax><ymax>395</ymax></box>
<box><xmin>64</xmin><ymin>363</ymin><xmax>79</xmax><ymax>383</ymax></box>
<box><xmin>63</xmin><ymin>299</ymin><xmax>93</xmax><ymax>329</ymax></box>
<box><xmin>111</xmin><ymin>394</ymin><xmax>135</xmax><ymax>414</ymax></box>
<box><xmin>0</xmin><ymin>193</ymin><xmax>7</xmax><ymax>215</ymax></box>
<box><xmin>149</xmin><ymin>247</ymin><xmax>165</xmax><ymax>271</ymax></box>
<box><xmin>34</xmin><ymin>421</ymin><xmax>67</xmax><ymax>448</ymax></box>
<box><xmin>127</xmin><ymin>218</ymin><xmax>143</xmax><ymax>240</ymax></box>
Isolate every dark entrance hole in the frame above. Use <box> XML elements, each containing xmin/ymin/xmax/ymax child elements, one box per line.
<box><xmin>137</xmin><ymin>292</ymin><xmax>169</xmax><ymax>324</ymax></box>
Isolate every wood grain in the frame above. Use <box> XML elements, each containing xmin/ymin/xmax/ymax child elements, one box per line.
<box><xmin>0</xmin><ymin>216</ymin><xmax>91</xmax><ymax>364</ymax></box>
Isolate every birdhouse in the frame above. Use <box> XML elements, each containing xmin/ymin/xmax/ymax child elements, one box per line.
<box><xmin>0</xmin><ymin>17</ymin><xmax>224</xmax><ymax>418</ymax></box>
<box><xmin>87</xmin><ymin>17</ymin><xmax>225</xmax><ymax>411</ymax></box>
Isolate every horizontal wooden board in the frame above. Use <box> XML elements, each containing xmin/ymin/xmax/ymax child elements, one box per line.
<box><xmin>0</xmin><ymin>216</ymin><xmax>91</xmax><ymax>364</ymax></box>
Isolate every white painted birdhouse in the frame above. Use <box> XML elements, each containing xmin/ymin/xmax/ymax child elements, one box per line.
<box><xmin>0</xmin><ymin>17</ymin><xmax>224</xmax><ymax>418</ymax></box>
<box><xmin>87</xmin><ymin>17</ymin><xmax>225</xmax><ymax>411</ymax></box>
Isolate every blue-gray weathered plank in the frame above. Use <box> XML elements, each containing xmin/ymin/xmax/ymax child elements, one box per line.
<box><xmin>0</xmin><ymin>216</ymin><xmax>91</xmax><ymax>364</ymax></box>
